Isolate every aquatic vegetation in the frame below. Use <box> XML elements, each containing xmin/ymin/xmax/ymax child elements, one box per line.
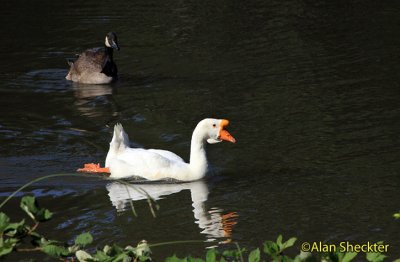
<box><xmin>0</xmin><ymin>196</ymin><xmax>399</xmax><ymax>261</ymax></box>
<box><xmin>0</xmin><ymin>196</ymin><xmax>152</xmax><ymax>260</ymax></box>
<box><xmin>0</xmin><ymin>177</ymin><xmax>399</xmax><ymax>261</ymax></box>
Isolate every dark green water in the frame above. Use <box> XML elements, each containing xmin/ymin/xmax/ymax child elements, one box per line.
<box><xmin>1</xmin><ymin>0</ymin><xmax>400</xmax><ymax>260</ymax></box>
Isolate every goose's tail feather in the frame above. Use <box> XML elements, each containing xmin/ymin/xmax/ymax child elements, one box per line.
<box><xmin>105</xmin><ymin>123</ymin><xmax>130</xmax><ymax>167</ymax></box>
<box><xmin>111</xmin><ymin>123</ymin><xmax>130</xmax><ymax>151</ymax></box>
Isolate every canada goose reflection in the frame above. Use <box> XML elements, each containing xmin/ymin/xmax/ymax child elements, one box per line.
<box><xmin>73</xmin><ymin>84</ymin><xmax>119</xmax><ymax>120</ymax></box>
<box><xmin>73</xmin><ymin>84</ymin><xmax>114</xmax><ymax>99</ymax></box>
<box><xmin>106</xmin><ymin>181</ymin><xmax>237</xmax><ymax>244</ymax></box>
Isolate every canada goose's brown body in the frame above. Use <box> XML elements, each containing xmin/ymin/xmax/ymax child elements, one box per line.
<box><xmin>66</xmin><ymin>32</ymin><xmax>120</xmax><ymax>84</ymax></box>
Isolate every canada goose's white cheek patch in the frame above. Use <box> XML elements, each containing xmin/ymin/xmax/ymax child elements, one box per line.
<box><xmin>105</xmin><ymin>37</ymin><xmax>111</xmax><ymax>47</ymax></box>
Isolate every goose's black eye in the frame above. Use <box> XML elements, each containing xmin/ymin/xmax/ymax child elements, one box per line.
<box><xmin>212</xmin><ymin>124</ymin><xmax>216</xmax><ymax>128</ymax></box>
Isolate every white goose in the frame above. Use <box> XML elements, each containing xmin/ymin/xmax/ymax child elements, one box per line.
<box><xmin>93</xmin><ymin>118</ymin><xmax>235</xmax><ymax>181</ymax></box>
<box><xmin>105</xmin><ymin>118</ymin><xmax>236</xmax><ymax>181</ymax></box>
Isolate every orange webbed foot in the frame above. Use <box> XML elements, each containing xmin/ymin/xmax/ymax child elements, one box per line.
<box><xmin>77</xmin><ymin>163</ymin><xmax>110</xmax><ymax>174</ymax></box>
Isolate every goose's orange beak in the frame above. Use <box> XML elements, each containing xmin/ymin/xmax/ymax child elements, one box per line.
<box><xmin>219</xmin><ymin>119</ymin><xmax>236</xmax><ymax>143</ymax></box>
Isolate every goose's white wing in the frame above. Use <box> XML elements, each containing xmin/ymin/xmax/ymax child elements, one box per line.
<box><xmin>109</xmin><ymin>148</ymin><xmax>187</xmax><ymax>180</ymax></box>
<box><xmin>148</xmin><ymin>149</ymin><xmax>185</xmax><ymax>163</ymax></box>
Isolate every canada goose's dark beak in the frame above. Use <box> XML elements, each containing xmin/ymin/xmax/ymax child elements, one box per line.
<box><xmin>111</xmin><ymin>40</ymin><xmax>120</xmax><ymax>51</ymax></box>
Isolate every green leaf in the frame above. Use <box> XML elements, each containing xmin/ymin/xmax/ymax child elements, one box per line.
<box><xmin>40</xmin><ymin>209</ymin><xmax>53</xmax><ymax>221</ymax></box>
<box><xmin>29</xmin><ymin>231</ymin><xmax>42</xmax><ymax>238</ymax></box>
<box><xmin>124</xmin><ymin>245</ymin><xmax>137</xmax><ymax>256</ymax></box>
<box><xmin>393</xmin><ymin>213</ymin><xmax>400</xmax><ymax>219</ymax></box>
<box><xmin>166</xmin><ymin>255</ymin><xmax>188</xmax><ymax>262</ymax></box>
<box><xmin>222</xmin><ymin>248</ymin><xmax>246</xmax><ymax>260</ymax></box>
<box><xmin>30</xmin><ymin>231</ymin><xmax>44</xmax><ymax>246</ymax></box>
<box><xmin>282</xmin><ymin>255</ymin><xmax>294</xmax><ymax>262</ymax></box>
<box><xmin>76</xmin><ymin>250</ymin><xmax>94</xmax><ymax>262</ymax></box>
<box><xmin>263</xmin><ymin>241</ymin><xmax>280</xmax><ymax>256</ymax></box>
<box><xmin>39</xmin><ymin>238</ymin><xmax>61</xmax><ymax>247</ymax></box>
<box><xmin>75</xmin><ymin>232</ymin><xmax>93</xmax><ymax>247</ymax></box>
<box><xmin>366</xmin><ymin>252</ymin><xmax>387</xmax><ymax>262</ymax></box>
<box><xmin>0</xmin><ymin>238</ymin><xmax>18</xmax><ymax>257</ymax></box>
<box><xmin>105</xmin><ymin>244</ymin><xmax>124</xmax><ymax>257</ymax></box>
<box><xmin>68</xmin><ymin>245</ymin><xmax>80</xmax><ymax>254</ymax></box>
<box><xmin>20</xmin><ymin>196</ymin><xmax>53</xmax><ymax>222</ymax></box>
<box><xmin>103</xmin><ymin>244</ymin><xmax>112</xmax><ymax>255</ymax></box>
<box><xmin>136</xmin><ymin>239</ymin><xmax>151</xmax><ymax>257</ymax></box>
<box><xmin>4</xmin><ymin>219</ymin><xmax>26</xmax><ymax>237</ymax></box>
<box><xmin>94</xmin><ymin>250</ymin><xmax>111</xmax><ymax>260</ymax></box>
<box><xmin>328</xmin><ymin>251</ymin><xmax>341</xmax><ymax>262</ymax></box>
<box><xmin>0</xmin><ymin>213</ymin><xmax>10</xmax><ymax>233</ymax></box>
<box><xmin>113</xmin><ymin>244</ymin><xmax>124</xmax><ymax>254</ymax></box>
<box><xmin>342</xmin><ymin>252</ymin><xmax>358</xmax><ymax>262</ymax></box>
<box><xmin>111</xmin><ymin>252</ymin><xmax>134</xmax><ymax>262</ymax></box>
<box><xmin>187</xmin><ymin>257</ymin><xmax>204</xmax><ymax>262</ymax></box>
<box><xmin>20</xmin><ymin>196</ymin><xmax>37</xmax><ymax>220</ymax></box>
<box><xmin>42</xmin><ymin>244</ymin><xmax>70</xmax><ymax>257</ymax></box>
<box><xmin>276</xmin><ymin>235</ymin><xmax>283</xmax><ymax>247</ymax></box>
<box><xmin>248</xmin><ymin>248</ymin><xmax>260</xmax><ymax>262</ymax></box>
<box><xmin>206</xmin><ymin>249</ymin><xmax>217</xmax><ymax>262</ymax></box>
<box><xmin>282</xmin><ymin>237</ymin><xmax>297</xmax><ymax>250</ymax></box>
<box><xmin>295</xmin><ymin>251</ymin><xmax>311</xmax><ymax>262</ymax></box>
<box><xmin>0</xmin><ymin>244</ymin><xmax>14</xmax><ymax>257</ymax></box>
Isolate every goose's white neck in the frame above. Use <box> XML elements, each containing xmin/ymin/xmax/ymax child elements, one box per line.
<box><xmin>188</xmin><ymin>125</ymin><xmax>208</xmax><ymax>180</ymax></box>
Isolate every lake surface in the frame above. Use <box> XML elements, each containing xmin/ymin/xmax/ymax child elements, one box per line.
<box><xmin>1</xmin><ymin>0</ymin><xmax>400</xmax><ymax>260</ymax></box>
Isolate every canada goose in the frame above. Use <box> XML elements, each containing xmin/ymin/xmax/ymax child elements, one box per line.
<box><xmin>66</xmin><ymin>32</ymin><xmax>120</xmax><ymax>84</ymax></box>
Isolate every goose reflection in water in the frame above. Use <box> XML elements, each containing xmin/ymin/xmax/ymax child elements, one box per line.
<box><xmin>106</xmin><ymin>180</ymin><xmax>238</xmax><ymax>245</ymax></box>
<box><xmin>73</xmin><ymin>84</ymin><xmax>120</xmax><ymax>122</ymax></box>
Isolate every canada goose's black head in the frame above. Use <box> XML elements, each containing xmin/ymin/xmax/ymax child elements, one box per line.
<box><xmin>105</xmin><ymin>32</ymin><xmax>120</xmax><ymax>51</ymax></box>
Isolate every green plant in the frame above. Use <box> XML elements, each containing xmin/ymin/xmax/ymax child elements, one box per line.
<box><xmin>262</xmin><ymin>235</ymin><xmax>297</xmax><ymax>261</ymax></box>
<box><xmin>366</xmin><ymin>251</ymin><xmax>387</xmax><ymax>262</ymax></box>
<box><xmin>0</xmin><ymin>176</ymin><xmax>398</xmax><ymax>262</ymax></box>
<box><xmin>0</xmin><ymin>196</ymin><xmax>397</xmax><ymax>262</ymax></box>
<box><xmin>0</xmin><ymin>195</ymin><xmax>154</xmax><ymax>261</ymax></box>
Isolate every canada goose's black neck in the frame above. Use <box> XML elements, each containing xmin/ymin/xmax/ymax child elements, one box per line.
<box><xmin>105</xmin><ymin>46</ymin><xmax>114</xmax><ymax>60</ymax></box>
